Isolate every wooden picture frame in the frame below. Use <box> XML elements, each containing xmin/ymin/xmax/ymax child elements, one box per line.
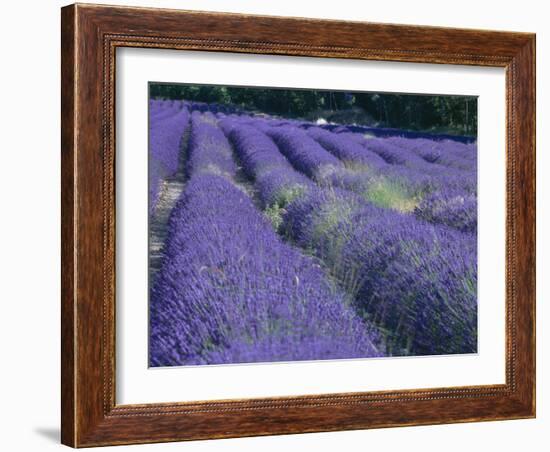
<box><xmin>61</xmin><ymin>3</ymin><xmax>536</xmax><ymax>447</ymax></box>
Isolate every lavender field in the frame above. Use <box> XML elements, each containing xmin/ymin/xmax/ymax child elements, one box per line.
<box><xmin>148</xmin><ymin>97</ymin><xmax>478</xmax><ymax>367</ymax></box>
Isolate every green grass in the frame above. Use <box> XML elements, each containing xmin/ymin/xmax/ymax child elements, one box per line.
<box><xmin>364</xmin><ymin>178</ymin><xmax>420</xmax><ymax>212</ymax></box>
<box><xmin>310</xmin><ymin>194</ymin><xmax>359</xmax><ymax>282</ymax></box>
<box><xmin>264</xmin><ymin>203</ymin><xmax>285</xmax><ymax>230</ymax></box>
<box><xmin>265</xmin><ymin>184</ymin><xmax>309</xmax><ymax>230</ymax></box>
<box><xmin>275</xmin><ymin>184</ymin><xmax>308</xmax><ymax>206</ymax></box>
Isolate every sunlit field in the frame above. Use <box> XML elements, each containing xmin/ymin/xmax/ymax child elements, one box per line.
<box><xmin>148</xmin><ymin>90</ymin><xmax>478</xmax><ymax>367</ymax></box>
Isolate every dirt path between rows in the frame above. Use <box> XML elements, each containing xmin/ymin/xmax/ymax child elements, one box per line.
<box><xmin>148</xmin><ymin>128</ymin><xmax>190</xmax><ymax>287</ymax></box>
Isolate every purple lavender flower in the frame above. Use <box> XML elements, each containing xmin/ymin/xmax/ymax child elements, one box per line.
<box><xmin>149</xmin><ymin>98</ymin><xmax>478</xmax><ymax>363</ymax></box>
<box><xmin>224</xmin><ymin>121</ymin><xmax>291</xmax><ymax>177</ymax></box>
<box><xmin>265</xmin><ymin>125</ymin><xmax>342</xmax><ymax>179</ymax></box>
<box><xmin>150</xmin><ymin>174</ymin><xmax>384</xmax><ymax>366</ymax></box>
<box><xmin>148</xmin><ymin>105</ymin><xmax>190</xmax><ymax>214</ymax></box>
<box><xmin>222</xmin><ymin>119</ymin><xmax>314</xmax><ymax>208</ymax></box>
<box><xmin>307</xmin><ymin>126</ymin><xmax>387</xmax><ymax>170</ymax></box>
<box><xmin>387</xmin><ymin>136</ymin><xmax>476</xmax><ymax>172</ymax></box>
<box><xmin>186</xmin><ymin>111</ymin><xmax>237</xmax><ymax>178</ymax></box>
<box><xmin>414</xmin><ymin>187</ymin><xmax>477</xmax><ymax>233</ymax></box>
<box><xmin>282</xmin><ymin>190</ymin><xmax>477</xmax><ymax>356</ymax></box>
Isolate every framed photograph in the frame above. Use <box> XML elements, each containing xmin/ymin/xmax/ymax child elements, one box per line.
<box><xmin>61</xmin><ymin>3</ymin><xmax>536</xmax><ymax>447</ymax></box>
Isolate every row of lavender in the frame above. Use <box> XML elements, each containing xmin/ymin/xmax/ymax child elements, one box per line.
<box><xmin>149</xmin><ymin>111</ymin><xmax>383</xmax><ymax>366</ymax></box>
<box><xmin>225</xmin><ymin>113</ymin><xmax>477</xmax><ymax>234</ymax></box>
<box><xmin>149</xmin><ymin>101</ymin><xmax>188</xmax><ymax>214</ymax></box>
<box><xmin>220</xmin><ymin>117</ymin><xmax>477</xmax><ymax>356</ymax></box>
<box><xmin>319</xmin><ymin>122</ymin><xmax>476</xmax><ymax>144</ymax></box>
<box><xmin>148</xmin><ymin>99</ymin><xmax>243</xmax><ymax>216</ymax></box>
<box><xmin>149</xmin><ymin>100</ymin><xmax>478</xmax><ymax>365</ymax></box>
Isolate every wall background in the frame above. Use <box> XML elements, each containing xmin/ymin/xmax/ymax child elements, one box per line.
<box><xmin>0</xmin><ymin>1</ymin><xmax>545</xmax><ymax>450</ymax></box>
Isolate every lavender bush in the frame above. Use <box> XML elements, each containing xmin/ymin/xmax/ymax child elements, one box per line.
<box><xmin>186</xmin><ymin>111</ymin><xmax>237</xmax><ymax>178</ymax></box>
<box><xmin>306</xmin><ymin>126</ymin><xmax>388</xmax><ymax>170</ymax></box>
<box><xmin>221</xmin><ymin>117</ymin><xmax>477</xmax><ymax>355</ymax></box>
<box><xmin>150</xmin><ymin>174</ymin><xmax>383</xmax><ymax>366</ymax></box>
<box><xmin>414</xmin><ymin>187</ymin><xmax>477</xmax><ymax>233</ymax></box>
<box><xmin>222</xmin><ymin>119</ymin><xmax>313</xmax><ymax>209</ymax></box>
<box><xmin>283</xmin><ymin>189</ymin><xmax>477</xmax><ymax>355</ymax></box>
<box><xmin>387</xmin><ymin>136</ymin><xmax>475</xmax><ymax>172</ymax></box>
<box><xmin>148</xmin><ymin>103</ymin><xmax>190</xmax><ymax>215</ymax></box>
<box><xmin>265</xmin><ymin>125</ymin><xmax>342</xmax><ymax>179</ymax></box>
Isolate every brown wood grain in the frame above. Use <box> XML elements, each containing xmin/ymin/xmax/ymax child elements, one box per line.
<box><xmin>60</xmin><ymin>5</ymin><xmax>76</xmax><ymax>447</ymax></box>
<box><xmin>61</xmin><ymin>3</ymin><xmax>536</xmax><ymax>447</ymax></box>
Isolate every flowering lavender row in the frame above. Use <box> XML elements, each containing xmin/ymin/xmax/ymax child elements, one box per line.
<box><xmin>149</xmin><ymin>100</ymin><xmax>478</xmax><ymax>363</ymax></box>
<box><xmin>236</xmin><ymin>114</ymin><xmax>476</xmax><ymax>218</ymax></box>
<box><xmin>150</xmin><ymin>99</ymin><xmax>239</xmax><ymax>122</ymax></box>
<box><xmin>282</xmin><ymin>188</ymin><xmax>477</xmax><ymax>356</ymax></box>
<box><xmin>306</xmin><ymin>127</ymin><xmax>388</xmax><ymax>170</ymax></box>
<box><xmin>414</xmin><ymin>187</ymin><xmax>477</xmax><ymax>233</ymax></box>
<box><xmin>304</xmin><ymin>127</ymin><xmax>429</xmax><ymax>210</ymax></box>
<box><xmin>186</xmin><ymin>111</ymin><xmax>237</xmax><ymax>178</ymax></box>
<box><xmin>439</xmin><ymin>139</ymin><xmax>477</xmax><ymax>161</ymax></box>
<box><xmin>405</xmin><ymin>136</ymin><xmax>477</xmax><ymax>167</ymax></box>
<box><xmin>150</xmin><ymin>116</ymin><xmax>383</xmax><ymax>365</ymax></box>
<box><xmin>149</xmin><ymin>100</ymin><xmax>186</xmax><ymax>123</ymax></box>
<box><xmin>258</xmin><ymin>123</ymin><xmax>401</xmax><ymax>209</ymax></box>
<box><xmin>150</xmin><ymin>174</ymin><xmax>384</xmax><ymax>366</ymax></box>
<box><xmin>148</xmin><ymin>105</ymin><xmax>190</xmax><ymax>215</ymax></box>
<box><xmin>252</xmin><ymin>123</ymin><xmax>422</xmax><ymax>212</ymax></box>
<box><xmin>222</xmin><ymin>119</ymin><xmax>477</xmax><ymax>355</ymax></box>
<box><xmin>374</xmin><ymin>137</ymin><xmax>477</xmax><ymax>231</ymax></box>
<box><xmin>185</xmin><ymin>100</ymin><xmax>244</xmax><ymax>115</ymax></box>
<box><xmin>317</xmin><ymin>122</ymin><xmax>476</xmax><ymax>144</ymax></box>
<box><xmin>317</xmin><ymin>128</ymin><xmax>474</xmax><ymax>181</ymax></box>
<box><xmin>264</xmin><ymin>125</ymin><xmax>343</xmax><ymax>179</ymax></box>
<box><xmin>362</xmin><ymin>137</ymin><xmax>445</xmax><ymax>173</ymax></box>
<box><xmin>220</xmin><ymin>119</ymin><xmax>313</xmax><ymax>208</ymax></box>
<box><xmin>387</xmin><ymin>136</ymin><xmax>476</xmax><ymax>172</ymax></box>
<box><xmin>233</xmin><ymin>134</ymin><xmax>478</xmax><ymax>355</ymax></box>
<box><xmin>304</xmin><ymin>126</ymin><xmax>477</xmax><ymax>224</ymax></box>
<box><xmin>232</xmin><ymin>117</ymin><xmax>427</xmax><ymax>209</ymax></box>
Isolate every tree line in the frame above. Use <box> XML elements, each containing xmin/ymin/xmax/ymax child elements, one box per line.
<box><xmin>150</xmin><ymin>83</ymin><xmax>477</xmax><ymax>136</ymax></box>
